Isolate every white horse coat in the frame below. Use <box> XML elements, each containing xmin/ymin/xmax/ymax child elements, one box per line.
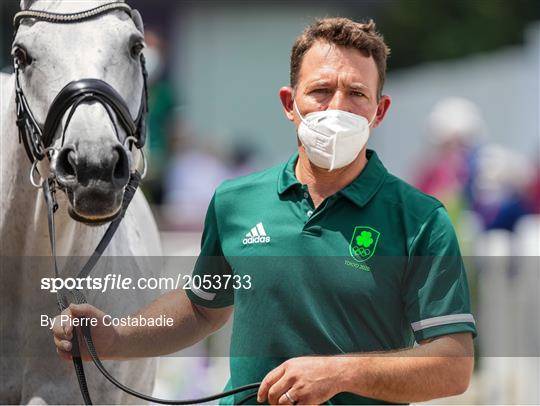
<box><xmin>1</xmin><ymin>1</ymin><xmax>162</xmax><ymax>404</ymax></box>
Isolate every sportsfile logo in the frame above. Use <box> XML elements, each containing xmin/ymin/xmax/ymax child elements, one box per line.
<box><xmin>243</xmin><ymin>222</ymin><xmax>271</xmax><ymax>245</ymax></box>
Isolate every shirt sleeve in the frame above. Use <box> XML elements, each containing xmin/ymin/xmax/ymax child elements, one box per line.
<box><xmin>185</xmin><ymin>193</ymin><xmax>235</xmax><ymax>308</ymax></box>
<box><xmin>402</xmin><ymin>206</ymin><xmax>477</xmax><ymax>341</ymax></box>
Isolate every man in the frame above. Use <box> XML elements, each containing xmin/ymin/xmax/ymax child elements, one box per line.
<box><xmin>53</xmin><ymin>18</ymin><xmax>476</xmax><ymax>404</ymax></box>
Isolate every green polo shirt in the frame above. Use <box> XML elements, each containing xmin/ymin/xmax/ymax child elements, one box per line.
<box><xmin>186</xmin><ymin>149</ymin><xmax>477</xmax><ymax>405</ymax></box>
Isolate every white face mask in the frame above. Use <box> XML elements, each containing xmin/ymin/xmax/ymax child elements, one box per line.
<box><xmin>294</xmin><ymin>101</ymin><xmax>376</xmax><ymax>171</ymax></box>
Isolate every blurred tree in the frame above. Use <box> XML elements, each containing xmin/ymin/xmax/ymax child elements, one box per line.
<box><xmin>373</xmin><ymin>0</ymin><xmax>540</xmax><ymax>69</ymax></box>
<box><xmin>1</xmin><ymin>1</ymin><xmax>19</xmax><ymax>70</ymax></box>
<box><xmin>2</xmin><ymin>1</ymin><xmax>539</xmax><ymax>72</ymax></box>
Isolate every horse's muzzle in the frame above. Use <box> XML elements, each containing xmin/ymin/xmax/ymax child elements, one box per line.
<box><xmin>55</xmin><ymin>143</ymin><xmax>130</xmax><ymax>223</ymax></box>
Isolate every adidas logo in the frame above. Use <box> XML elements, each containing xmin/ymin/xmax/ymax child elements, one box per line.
<box><xmin>242</xmin><ymin>222</ymin><xmax>271</xmax><ymax>245</ymax></box>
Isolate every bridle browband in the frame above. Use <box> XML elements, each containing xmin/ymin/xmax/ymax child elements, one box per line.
<box><xmin>13</xmin><ymin>2</ymin><xmax>134</xmax><ymax>29</ymax></box>
<box><xmin>13</xmin><ymin>3</ymin><xmax>261</xmax><ymax>405</ymax></box>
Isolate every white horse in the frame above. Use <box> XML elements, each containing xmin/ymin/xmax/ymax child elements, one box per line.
<box><xmin>1</xmin><ymin>0</ymin><xmax>162</xmax><ymax>403</ymax></box>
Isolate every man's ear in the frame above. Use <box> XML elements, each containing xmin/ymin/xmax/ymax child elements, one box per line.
<box><xmin>279</xmin><ymin>86</ymin><xmax>295</xmax><ymax>122</ymax></box>
<box><xmin>372</xmin><ymin>95</ymin><xmax>391</xmax><ymax>129</ymax></box>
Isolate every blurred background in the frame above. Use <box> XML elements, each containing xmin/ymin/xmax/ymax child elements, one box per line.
<box><xmin>1</xmin><ymin>0</ymin><xmax>539</xmax><ymax>404</ymax></box>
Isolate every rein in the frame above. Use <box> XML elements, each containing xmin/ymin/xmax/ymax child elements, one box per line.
<box><xmin>14</xmin><ymin>3</ymin><xmax>260</xmax><ymax>404</ymax></box>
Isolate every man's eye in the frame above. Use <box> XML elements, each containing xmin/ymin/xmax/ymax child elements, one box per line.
<box><xmin>351</xmin><ymin>91</ymin><xmax>365</xmax><ymax>97</ymax></box>
<box><xmin>312</xmin><ymin>88</ymin><xmax>330</xmax><ymax>94</ymax></box>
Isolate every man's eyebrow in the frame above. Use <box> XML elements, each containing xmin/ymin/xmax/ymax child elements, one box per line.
<box><xmin>305</xmin><ymin>79</ymin><xmax>332</xmax><ymax>87</ymax></box>
<box><xmin>349</xmin><ymin>83</ymin><xmax>370</xmax><ymax>91</ymax></box>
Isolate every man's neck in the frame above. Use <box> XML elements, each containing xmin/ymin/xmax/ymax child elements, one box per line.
<box><xmin>295</xmin><ymin>148</ymin><xmax>368</xmax><ymax>208</ymax></box>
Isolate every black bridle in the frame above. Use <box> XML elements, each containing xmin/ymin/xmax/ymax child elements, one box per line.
<box><xmin>13</xmin><ymin>3</ymin><xmax>260</xmax><ymax>405</ymax></box>
<box><xmin>14</xmin><ymin>2</ymin><xmax>147</xmax><ymax>167</ymax></box>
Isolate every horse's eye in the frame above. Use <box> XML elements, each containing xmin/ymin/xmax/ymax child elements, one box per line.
<box><xmin>12</xmin><ymin>46</ymin><xmax>32</xmax><ymax>68</ymax></box>
<box><xmin>131</xmin><ymin>41</ymin><xmax>144</xmax><ymax>58</ymax></box>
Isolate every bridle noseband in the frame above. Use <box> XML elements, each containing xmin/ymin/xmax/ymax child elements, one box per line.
<box><xmin>13</xmin><ymin>3</ymin><xmax>261</xmax><ymax>405</ymax></box>
<box><xmin>43</xmin><ymin>79</ymin><xmax>145</xmax><ymax>150</ymax></box>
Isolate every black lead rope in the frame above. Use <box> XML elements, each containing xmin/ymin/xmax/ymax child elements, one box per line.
<box><xmin>237</xmin><ymin>392</ymin><xmax>260</xmax><ymax>405</ymax></box>
<box><xmin>43</xmin><ymin>172</ymin><xmax>261</xmax><ymax>405</ymax></box>
<box><xmin>43</xmin><ymin>177</ymin><xmax>93</xmax><ymax>405</ymax></box>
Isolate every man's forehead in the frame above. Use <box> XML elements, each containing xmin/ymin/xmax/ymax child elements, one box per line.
<box><xmin>304</xmin><ymin>67</ymin><xmax>367</xmax><ymax>84</ymax></box>
<box><xmin>298</xmin><ymin>41</ymin><xmax>378</xmax><ymax>85</ymax></box>
<box><xmin>306</xmin><ymin>41</ymin><xmax>366</xmax><ymax>60</ymax></box>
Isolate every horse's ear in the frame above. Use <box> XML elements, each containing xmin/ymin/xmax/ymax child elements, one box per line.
<box><xmin>131</xmin><ymin>9</ymin><xmax>144</xmax><ymax>34</ymax></box>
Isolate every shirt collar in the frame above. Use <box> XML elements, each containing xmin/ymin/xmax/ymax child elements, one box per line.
<box><xmin>277</xmin><ymin>149</ymin><xmax>388</xmax><ymax>208</ymax></box>
<box><xmin>277</xmin><ymin>151</ymin><xmax>302</xmax><ymax>195</ymax></box>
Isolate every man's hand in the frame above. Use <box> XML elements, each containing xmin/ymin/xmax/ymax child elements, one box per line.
<box><xmin>52</xmin><ymin>290</ymin><xmax>233</xmax><ymax>361</ymax></box>
<box><xmin>52</xmin><ymin>303</ymin><xmax>120</xmax><ymax>361</ymax></box>
<box><xmin>257</xmin><ymin>356</ymin><xmax>345</xmax><ymax>405</ymax></box>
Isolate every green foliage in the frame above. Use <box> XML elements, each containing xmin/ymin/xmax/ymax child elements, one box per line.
<box><xmin>374</xmin><ymin>0</ymin><xmax>540</xmax><ymax>69</ymax></box>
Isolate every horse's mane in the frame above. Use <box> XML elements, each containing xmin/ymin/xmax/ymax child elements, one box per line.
<box><xmin>21</xmin><ymin>0</ymin><xmax>125</xmax><ymax>11</ymax></box>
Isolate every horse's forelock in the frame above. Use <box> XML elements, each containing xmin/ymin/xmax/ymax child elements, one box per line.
<box><xmin>20</xmin><ymin>0</ymin><xmax>126</xmax><ymax>11</ymax></box>
<box><xmin>20</xmin><ymin>0</ymin><xmax>61</xmax><ymax>11</ymax></box>
<box><xmin>20</xmin><ymin>0</ymin><xmax>37</xmax><ymax>10</ymax></box>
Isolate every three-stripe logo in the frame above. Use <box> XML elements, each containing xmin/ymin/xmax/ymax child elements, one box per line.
<box><xmin>242</xmin><ymin>222</ymin><xmax>271</xmax><ymax>245</ymax></box>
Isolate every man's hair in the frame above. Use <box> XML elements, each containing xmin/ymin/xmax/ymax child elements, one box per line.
<box><xmin>290</xmin><ymin>17</ymin><xmax>390</xmax><ymax>99</ymax></box>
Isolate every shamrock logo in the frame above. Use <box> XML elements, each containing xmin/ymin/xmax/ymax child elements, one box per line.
<box><xmin>349</xmin><ymin>226</ymin><xmax>380</xmax><ymax>263</ymax></box>
<box><xmin>355</xmin><ymin>231</ymin><xmax>374</xmax><ymax>248</ymax></box>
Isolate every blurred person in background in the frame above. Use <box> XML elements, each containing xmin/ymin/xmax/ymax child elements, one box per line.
<box><xmin>227</xmin><ymin>135</ymin><xmax>261</xmax><ymax>179</ymax></box>
<box><xmin>163</xmin><ymin>132</ymin><xmax>260</xmax><ymax>230</ymax></box>
<box><xmin>143</xmin><ymin>29</ymin><xmax>178</xmax><ymax>204</ymax></box>
<box><xmin>415</xmin><ymin>97</ymin><xmax>485</xmax><ymax>225</ymax></box>
<box><xmin>416</xmin><ymin>98</ymin><xmax>534</xmax><ymax>232</ymax></box>
<box><xmin>163</xmin><ymin>125</ymin><xmax>230</xmax><ymax>230</ymax></box>
<box><xmin>529</xmin><ymin>159</ymin><xmax>540</xmax><ymax>214</ymax></box>
<box><xmin>471</xmin><ymin>145</ymin><xmax>534</xmax><ymax>231</ymax></box>
<box><xmin>53</xmin><ymin>17</ymin><xmax>476</xmax><ymax>405</ymax></box>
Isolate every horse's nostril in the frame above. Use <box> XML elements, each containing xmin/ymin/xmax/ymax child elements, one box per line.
<box><xmin>56</xmin><ymin>146</ymin><xmax>77</xmax><ymax>181</ymax></box>
<box><xmin>112</xmin><ymin>145</ymin><xmax>129</xmax><ymax>186</ymax></box>
<box><xmin>55</xmin><ymin>144</ymin><xmax>129</xmax><ymax>189</ymax></box>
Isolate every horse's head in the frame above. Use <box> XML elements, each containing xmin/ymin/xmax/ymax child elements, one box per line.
<box><xmin>13</xmin><ymin>0</ymin><xmax>146</xmax><ymax>224</ymax></box>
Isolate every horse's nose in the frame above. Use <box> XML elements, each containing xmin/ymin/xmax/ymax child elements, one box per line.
<box><xmin>56</xmin><ymin>143</ymin><xmax>129</xmax><ymax>189</ymax></box>
<box><xmin>55</xmin><ymin>145</ymin><xmax>77</xmax><ymax>185</ymax></box>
